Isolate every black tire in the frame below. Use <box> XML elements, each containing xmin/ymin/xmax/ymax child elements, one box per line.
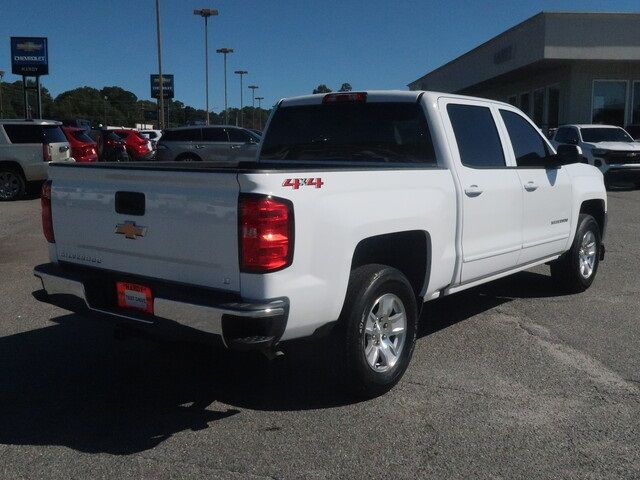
<box><xmin>336</xmin><ymin>264</ymin><xmax>418</xmax><ymax>399</ymax></box>
<box><xmin>550</xmin><ymin>214</ymin><xmax>601</xmax><ymax>293</ymax></box>
<box><xmin>175</xmin><ymin>153</ymin><xmax>201</xmax><ymax>162</ymax></box>
<box><xmin>0</xmin><ymin>166</ymin><xmax>26</xmax><ymax>201</ymax></box>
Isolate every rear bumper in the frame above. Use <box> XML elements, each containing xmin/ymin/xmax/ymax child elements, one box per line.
<box><xmin>33</xmin><ymin>263</ymin><xmax>288</xmax><ymax>349</ymax></box>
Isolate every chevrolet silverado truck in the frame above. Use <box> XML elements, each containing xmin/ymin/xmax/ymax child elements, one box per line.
<box><xmin>34</xmin><ymin>91</ymin><xmax>607</xmax><ymax>397</ymax></box>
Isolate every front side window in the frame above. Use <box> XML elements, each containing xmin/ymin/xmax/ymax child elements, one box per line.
<box><xmin>554</xmin><ymin>127</ymin><xmax>578</xmax><ymax>145</ymax></box>
<box><xmin>592</xmin><ymin>80</ymin><xmax>627</xmax><ymax>127</ymax></box>
<box><xmin>500</xmin><ymin>110</ymin><xmax>549</xmax><ymax>167</ymax></box>
<box><xmin>580</xmin><ymin>127</ymin><xmax>633</xmax><ymax>143</ymax></box>
<box><xmin>227</xmin><ymin>128</ymin><xmax>253</xmax><ymax>143</ymax></box>
<box><xmin>162</xmin><ymin>128</ymin><xmax>201</xmax><ymax>142</ymax></box>
<box><xmin>261</xmin><ymin>102</ymin><xmax>436</xmax><ymax>164</ymax></box>
<box><xmin>447</xmin><ymin>104</ymin><xmax>505</xmax><ymax>168</ymax></box>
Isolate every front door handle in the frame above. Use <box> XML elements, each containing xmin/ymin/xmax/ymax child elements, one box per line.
<box><xmin>230</xmin><ymin>145</ymin><xmax>241</xmax><ymax>150</ymax></box>
<box><xmin>524</xmin><ymin>181</ymin><xmax>538</xmax><ymax>192</ymax></box>
<box><xmin>194</xmin><ymin>144</ymin><xmax>205</xmax><ymax>149</ymax></box>
<box><xmin>464</xmin><ymin>185</ymin><xmax>483</xmax><ymax>197</ymax></box>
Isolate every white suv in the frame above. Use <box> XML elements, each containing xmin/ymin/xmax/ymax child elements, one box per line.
<box><xmin>0</xmin><ymin>120</ymin><xmax>72</xmax><ymax>200</ymax></box>
<box><xmin>551</xmin><ymin>124</ymin><xmax>640</xmax><ymax>186</ymax></box>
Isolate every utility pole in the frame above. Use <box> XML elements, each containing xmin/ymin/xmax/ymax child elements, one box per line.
<box><xmin>248</xmin><ymin>85</ymin><xmax>258</xmax><ymax>129</ymax></box>
<box><xmin>234</xmin><ymin>70</ymin><xmax>247</xmax><ymax>127</ymax></box>
<box><xmin>194</xmin><ymin>8</ymin><xmax>219</xmax><ymax>125</ymax></box>
<box><xmin>155</xmin><ymin>0</ymin><xmax>165</xmax><ymax>129</ymax></box>
<box><xmin>255</xmin><ymin>96</ymin><xmax>264</xmax><ymax>130</ymax></box>
<box><xmin>0</xmin><ymin>70</ymin><xmax>4</xmax><ymax>119</ymax></box>
<box><xmin>216</xmin><ymin>48</ymin><xmax>233</xmax><ymax>124</ymax></box>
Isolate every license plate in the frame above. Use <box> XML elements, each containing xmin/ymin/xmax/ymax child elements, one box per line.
<box><xmin>116</xmin><ymin>282</ymin><xmax>153</xmax><ymax>314</ymax></box>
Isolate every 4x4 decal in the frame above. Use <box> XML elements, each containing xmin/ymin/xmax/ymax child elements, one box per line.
<box><xmin>282</xmin><ymin>178</ymin><xmax>324</xmax><ymax>189</ymax></box>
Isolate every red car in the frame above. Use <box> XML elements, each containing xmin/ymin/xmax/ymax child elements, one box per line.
<box><xmin>62</xmin><ymin>127</ymin><xmax>98</xmax><ymax>162</ymax></box>
<box><xmin>111</xmin><ymin>129</ymin><xmax>154</xmax><ymax>161</ymax></box>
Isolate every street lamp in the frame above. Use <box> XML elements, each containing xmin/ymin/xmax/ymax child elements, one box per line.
<box><xmin>255</xmin><ymin>96</ymin><xmax>264</xmax><ymax>130</ymax></box>
<box><xmin>216</xmin><ymin>47</ymin><xmax>233</xmax><ymax>125</ymax></box>
<box><xmin>0</xmin><ymin>70</ymin><xmax>4</xmax><ymax>119</ymax></box>
<box><xmin>155</xmin><ymin>0</ymin><xmax>165</xmax><ymax>129</ymax></box>
<box><xmin>248</xmin><ymin>85</ymin><xmax>258</xmax><ymax>129</ymax></box>
<box><xmin>103</xmin><ymin>96</ymin><xmax>108</xmax><ymax>125</ymax></box>
<box><xmin>194</xmin><ymin>8</ymin><xmax>219</xmax><ymax>125</ymax></box>
<box><xmin>234</xmin><ymin>70</ymin><xmax>247</xmax><ymax>127</ymax></box>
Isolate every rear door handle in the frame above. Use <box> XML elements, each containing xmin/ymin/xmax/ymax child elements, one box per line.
<box><xmin>524</xmin><ymin>181</ymin><xmax>538</xmax><ymax>192</ymax></box>
<box><xmin>194</xmin><ymin>144</ymin><xmax>205</xmax><ymax>149</ymax></box>
<box><xmin>230</xmin><ymin>145</ymin><xmax>241</xmax><ymax>150</ymax></box>
<box><xmin>464</xmin><ymin>185</ymin><xmax>483</xmax><ymax>197</ymax></box>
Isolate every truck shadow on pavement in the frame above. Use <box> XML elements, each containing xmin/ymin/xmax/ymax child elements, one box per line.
<box><xmin>0</xmin><ymin>270</ymin><xmax>564</xmax><ymax>455</ymax></box>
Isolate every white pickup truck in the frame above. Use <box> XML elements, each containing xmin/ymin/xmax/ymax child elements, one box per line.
<box><xmin>34</xmin><ymin>91</ymin><xmax>607</xmax><ymax>397</ymax></box>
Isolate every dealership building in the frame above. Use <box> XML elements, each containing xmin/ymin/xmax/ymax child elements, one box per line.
<box><xmin>409</xmin><ymin>12</ymin><xmax>640</xmax><ymax>130</ymax></box>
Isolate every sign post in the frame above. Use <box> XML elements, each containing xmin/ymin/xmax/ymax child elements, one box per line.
<box><xmin>10</xmin><ymin>37</ymin><xmax>49</xmax><ymax>119</ymax></box>
<box><xmin>150</xmin><ymin>74</ymin><xmax>174</xmax><ymax>128</ymax></box>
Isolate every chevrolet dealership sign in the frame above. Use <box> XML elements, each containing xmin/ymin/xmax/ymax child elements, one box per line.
<box><xmin>11</xmin><ymin>37</ymin><xmax>48</xmax><ymax>75</ymax></box>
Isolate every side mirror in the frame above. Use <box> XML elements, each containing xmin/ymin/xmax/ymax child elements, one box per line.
<box><xmin>556</xmin><ymin>144</ymin><xmax>583</xmax><ymax>165</ymax></box>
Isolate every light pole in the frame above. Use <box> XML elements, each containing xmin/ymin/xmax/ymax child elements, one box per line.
<box><xmin>216</xmin><ymin>48</ymin><xmax>233</xmax><ymax>125</ymax></box>
<box><xmin>0</xmin><ymin>70</ymin><xmax>4</xmax><ymax>119</ymax></box>
<box><xmin>155</xmin><ymin>0</ymin><xmax>165</xmax><ymax>129</ymax></box>
<box><xmin>248</xmin><ymin>85</ymin><xmax>258</xmax><ymax>129</ymax></box>
<box><xmin>194</xmin><ymin>8</ymin><xmax>219</xmax><ymax>125</ymax></box>
<box><xmin>234</xmin><ymin>70</ymin><xmax>247</xmax><ymax>127</ymax></box>
<box><xmin>103</xmin><ymin>96</ymin><xmax>108</xmax><ymax>125</ymax></box>
<box><xmin>255</xmin><ymin>96</ymin><xmax>264</xmax><ymax>130</ymax></box>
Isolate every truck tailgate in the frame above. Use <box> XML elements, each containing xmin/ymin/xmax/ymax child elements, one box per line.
<box><xmin>48</xmin><ymin>165</ymin><xmax>240</xmax><ymax>292</ymax></box>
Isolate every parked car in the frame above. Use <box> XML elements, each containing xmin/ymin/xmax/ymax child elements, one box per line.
<box><xmin>551</xmin><ymin>124</ymin><xmax>640</xmax><ymax>186</ymax></box>
<box><xmin>139</xmin><ymin>129</ymin><xmax>162</xmax><ymax>149</ymax></box>
<box><xmin>248</xmin><ymin>128</ymin><xmax>262</xmax><ymax>137</ymax></box>
<box><xmin>111</xmin><ymin>129</ymin><xmax>154</xmax><ymax>161</ymax></box>
<box><xmin>89</xmin><ymin>129</ymin><xmax>129</xmax><ymax>162</ymax></box>
<box><xmin>156</xmin><ymin>125</ymin><xmax>259</xmax><ymax>162</ymax></box>
<box><xmin>34</xmin><ymin>90</ymin><xmax>607</xmax><ymax>397</ymax></box>
<box><xmin>624</xmin><ymin>124</ymin><xmax>640</xmax><ymax>141</ymax></box>
<box><xmin>62</xmin><ymin>127</ymin><xmax>98</xmax><ymax>163</ymax></box>
<box><xmin>0</xmin><ymin>119</ymin><xmax>72</xmax><ymax>200</ymax></box>
<box><xmin>62</xmin><ymin>118</ymin><xmax>92</xmax><ymax>133</ymax></box>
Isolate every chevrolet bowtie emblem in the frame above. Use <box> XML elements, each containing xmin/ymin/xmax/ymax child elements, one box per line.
<box><xmin>115</xmin><ymin>221</ymin><xmax>147</xmax><ymax>239</ymax></box>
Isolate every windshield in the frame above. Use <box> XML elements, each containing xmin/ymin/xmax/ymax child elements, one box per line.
<box><xmin>260</xmin><ymin>102</ymin><xmax>436</xmax><ymax>164</ymax></box>
<box><xmin>580</xmin><ymin>127</ymin><xmax>634</xmax><ymax>143</ymax></box>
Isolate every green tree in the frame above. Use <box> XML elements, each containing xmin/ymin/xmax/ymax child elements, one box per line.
<box><xmin>313</xmin><ymin>84</ymin><xmax>332</xmax><ymax>94</ymax></box>
<box><xmin>338</xmin><ymin>83</ymin><xmax>352</xmax><ymax>92</ymax></box>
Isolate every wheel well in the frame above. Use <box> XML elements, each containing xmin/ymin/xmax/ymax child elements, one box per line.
<box><xmin>580</xmin><ymin>199</ymin><xmax>605</xmax><ymax>235</ymax></box>
<box><xmin>351</xmin><ymin>231</ymin><xmax>430</xmax><ymax>299</ymax></box>
<box><xmin>0</xmin><ymin>161</ymin><xmax>26</xmax><ymax>179</ymax></box>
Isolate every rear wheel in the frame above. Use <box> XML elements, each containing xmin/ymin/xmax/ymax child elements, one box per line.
<box><xmin>337</xmin><ymin>264</ymin><xmax>417</xmax><ymax>398</ymax></box>
<box><xmin>0</xmin><ymin>167</ymin><xmax>26</xmax><ymax>201</ymax></box>
<box><xmin>550</xmin><ymin>214</ymin><xmax>601</xmax><ymax>293</ymax></box>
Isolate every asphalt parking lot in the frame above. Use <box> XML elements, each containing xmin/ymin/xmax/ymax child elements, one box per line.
<box><xmin>0</xmin><ymin>191</ymin><xmax>638</xmax><ymax>479</ymax></box>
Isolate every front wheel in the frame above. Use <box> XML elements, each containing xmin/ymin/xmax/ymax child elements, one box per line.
<box><xmin>337</xmin><ymin>264</ymin><xmax>418</xmax><ymax>398</ymax></box>
<box><xmin>550</xmin><ymin>214</ymin><xmax>601</xmax><ymax>293</ymax></box>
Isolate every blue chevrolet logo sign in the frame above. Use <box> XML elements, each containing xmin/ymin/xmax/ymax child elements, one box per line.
<box><xmin>10</xmin><ymin>36</ymin><xmax>49</xmax><ymax>76</ymax></box>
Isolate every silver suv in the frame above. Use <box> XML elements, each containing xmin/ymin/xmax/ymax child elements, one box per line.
<box><xmin>0</xmin><ymin>120</ymin><xmax>72</xmax><ymax>200</ymax></box>
<box><xmin>156</xmin><ymin>125</ymin><xmax>260</xmax><ymax>162</ymax></box>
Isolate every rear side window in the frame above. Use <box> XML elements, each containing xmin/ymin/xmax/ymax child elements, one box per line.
<box><xmin>202</xmin><ymin>127</ymin><xmax>227</xmax><ymax>142</ymax></box>
<box><xmin>261</xmin><ymin>102</ymin><xmax>436</xmax><ymax>164</ymax></box>
<box><xmin>162</xmin><ymin>128</ymin><xmax>202</xmax><ymax>142</ymax></box>
<box><xmin>500</xmin><ymin>110</ymin><xmax>549</xmax><ymax>167</ymax></box>
<box><xmin>3</xmin><ymin>125</ymin><xmax>66</xmax><ymax>144</ymax></box>
<box><xmin>447</xmin><ymin>104</ymin><xmax>505</xmax><ymax>168</ymax></box>
<box><xmin>3</xmin><ymin>125</ymin><xmax>43</xmax><ymax>143</ymax></box>
<box><xmin>227</xmin><ymin>128</ymin><xmax>253</xmax><ymax>143</ymax></box>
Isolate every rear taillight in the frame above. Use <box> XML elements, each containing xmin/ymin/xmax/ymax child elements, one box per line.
<box><xmin>42</xmin><ymin>143</ymin><xmax>52</xmax><ymax>162</ymax></box>
<box><xmin>41</xmin><ymin>181</ymin><xmax>55</xmax><ymax>243</ymax></box>
<box><xmin>239</xmin><ymin>194</ymin><xmax>293</xmax><ymax>272</ymax></box>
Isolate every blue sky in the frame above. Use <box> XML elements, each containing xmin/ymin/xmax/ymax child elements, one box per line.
<box><xmin>1</xmin><ymin>0</ymin><xmax>639</xmax><ymax>112</ymax></box>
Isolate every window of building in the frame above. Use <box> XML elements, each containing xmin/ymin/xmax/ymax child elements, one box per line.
<box><xmin>532</xmin><ymin>88</ymin><xmax>545</xmax><ymax>126</ymax></box>
<box><xmin>507</xmin><ymin>96</ymin><xmax>517</xmax><ymax>107</ymax></box>
<box><xmin>547</xmin><ymin>86</ymin><xmax>560</xmax><ymax>128</ymax></box>
<box><xmin>500</xmin><ymin>110</ymin><xmax>549</xmax><ymax>167</ymax></box>
<box><xmin>592</xmin><ymin>80</ymin><xmax>627</xmax><ymax>127</ymax></box>
<box><xmin>632</xmin><ymin>81</ymin><xmax>640</xmax><ymax>125</ymax></box>
<box><xmin>447</xmin><ymin>104</ymin><xmax>505</xmax><ymax>168</ymax></box>
<box><xmin>519</xmin><ymin>93</ymin><xmax>530</xmax><ymax>115</ymax></box>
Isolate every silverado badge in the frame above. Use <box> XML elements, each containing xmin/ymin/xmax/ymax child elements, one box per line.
<box><xmin>115</xmin><ymin>221</ymin><xmax>147</xmax><ymax>239</ymax></box>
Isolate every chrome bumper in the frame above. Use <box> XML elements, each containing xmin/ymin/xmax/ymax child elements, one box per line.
<box><xmin>33</xmin><ymin>264</ymin><xmax>288</xmax><ymax>348</ymax></box>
